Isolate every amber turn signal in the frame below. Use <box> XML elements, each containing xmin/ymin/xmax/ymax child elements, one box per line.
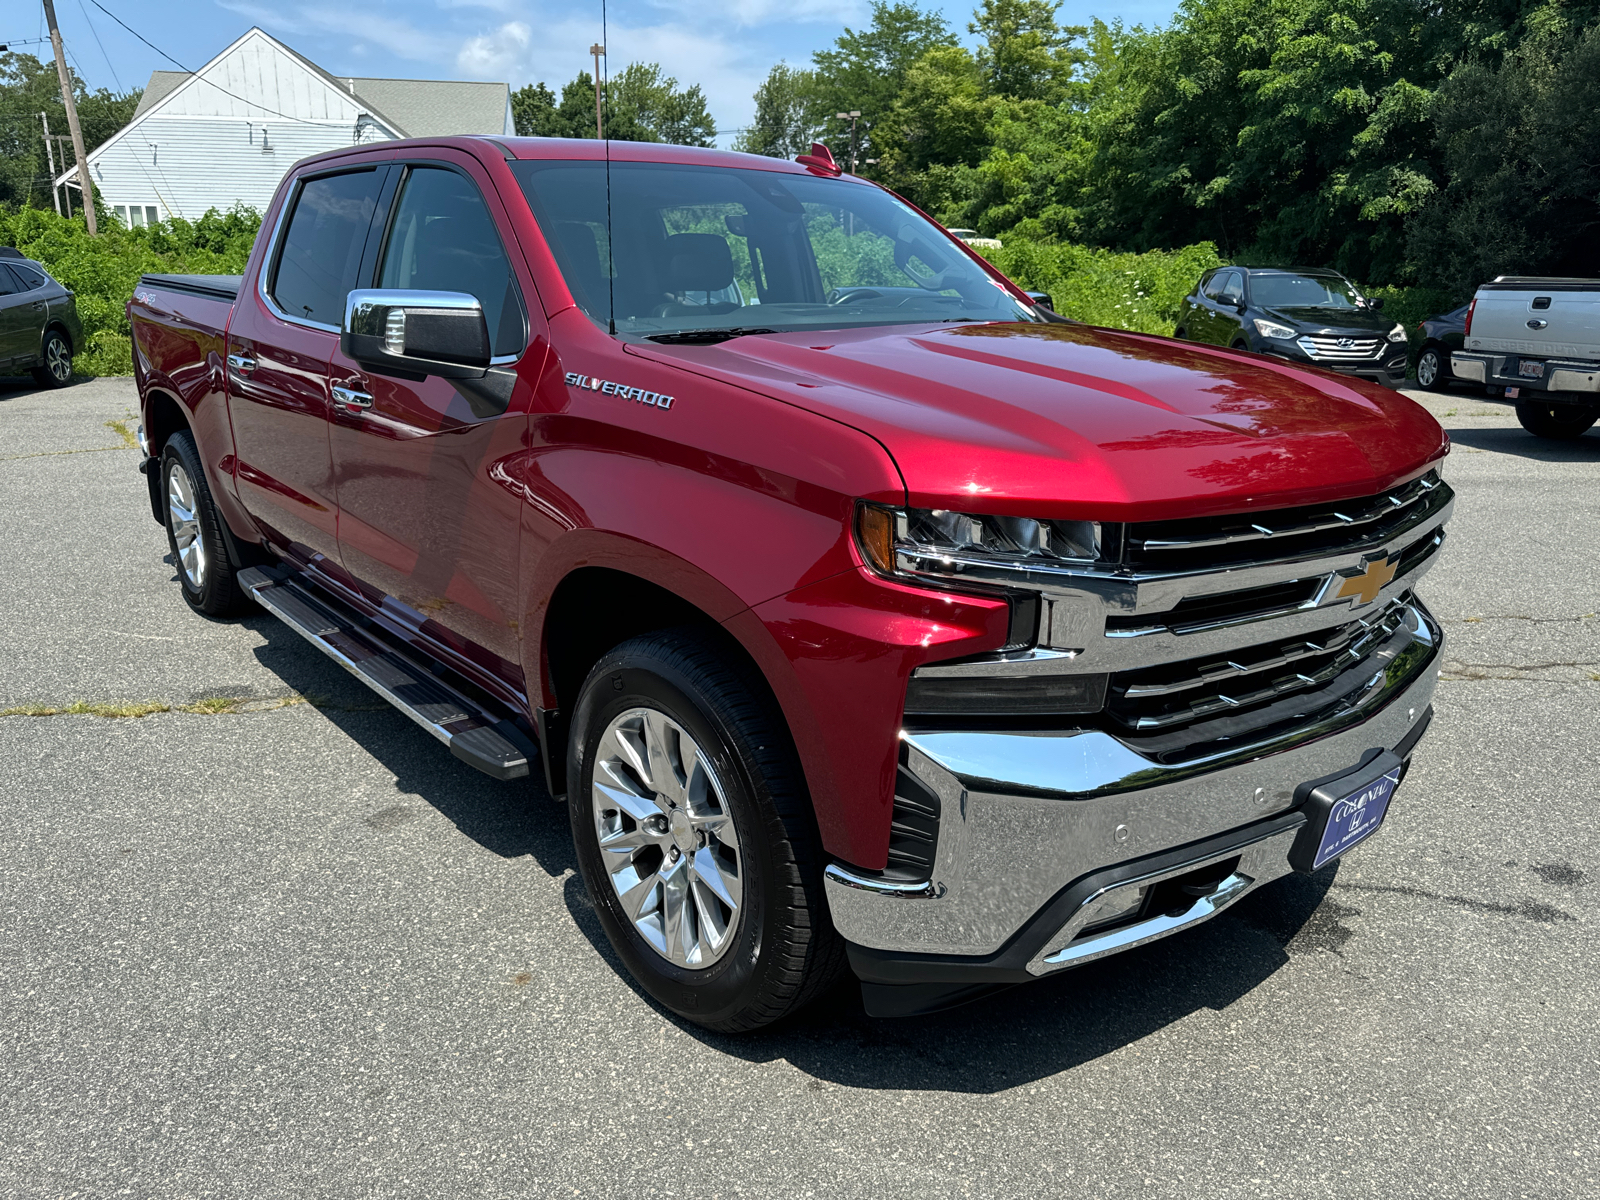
<box><xmin>855</xmin><ymin>503</ymin><xmax>895</xmax><ymax>574</ymax></box>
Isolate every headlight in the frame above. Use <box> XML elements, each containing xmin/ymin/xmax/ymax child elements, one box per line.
<box><xmin>1253</xmin><ymin>318</ymin><xmax>1296</xmax><ymax>340</ymax></box>
<box><xmin>1387</xmin><ymin>323</ymin><xmax>1407</xmax><ymax>343</ymax></box>
<box><xmin>855</xmin><ymin>503</ymin><xmax>1102</xmax><ymax>583</ymax></box>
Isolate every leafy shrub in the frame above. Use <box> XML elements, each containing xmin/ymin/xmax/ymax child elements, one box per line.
<box><xmin>0</xmin><ymin>205</ymin><xmax>261</xmax><ymax>376</ymax></box>
<box><xmin>979</xmin><ymin>237</ymin><xmax>1225</xmax><ymax>334</ymax></box>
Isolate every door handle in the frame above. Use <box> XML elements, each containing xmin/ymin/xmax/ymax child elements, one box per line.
<box><xmin>227</xmin><ymin>352</ymin><xmax>256</xmax><ymax>375</ymax></box>
<box><xmin>331</xmin><ymin>384</ymin><xmax>374</xmax><ymax>412</ymax></box>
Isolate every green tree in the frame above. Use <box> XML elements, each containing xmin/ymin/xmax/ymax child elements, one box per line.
<box><xmin>511</xmin><ymin>65</ymin><xmax>713</xmax><ymax>145</ymax></box>
<box><xmin>733</xmin><ymin>62</ymin><xmax>819</xmax><ymax>158</ymax></box>
<box><xmin>808</xmin><ymin>1</ymin><xmax>957</xmax><ymax>163</ymax></box>
<box><xmin>969</xmin><ymin>0</ymin><xmax>1087</xmax><ymax>102</ymax></box>
<box><xmin>0</xmin><ymin>51</ymin><xmax>140</xmax><ymax>211</ymax></box>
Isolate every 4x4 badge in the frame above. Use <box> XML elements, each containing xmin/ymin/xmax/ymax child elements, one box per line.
<box><xmin>1333</xmin><ymin>555</ymin><xmax>1397</xmax><ymax>606</ymax></box>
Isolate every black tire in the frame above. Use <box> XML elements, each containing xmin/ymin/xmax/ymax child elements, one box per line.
<box><xmin>159</xmin><ymin>431</ymin><xmax>251</xmax><ymax>616</ymax></box>
<box><xmin>1515</xmin><ymin>401</ymin><xmax>1598</xmax><ymax>440</ymax></box>
<box><xmin>567</xmin><ymin>628</ymin><xmax>845</xmax><ymax>1031</ymax></box>
<box><xmin>1173</xmin><ymin>328</ymin><xmax>1187</xmax><ymax>340</ymax></box>
<box><xmin>1231</xmin><ymin>339</ymin><xmax>1249</xmax><ymax>350</ymax></box>
<box><xmin>30</xmin><ymin>329</ymin><xmax>73</xmax><ymax>389</ymax></box>
<box><xmin>1415</xmin><ymin>346</ymin><xmax>1448</xmax><ymax>392</ymax></box>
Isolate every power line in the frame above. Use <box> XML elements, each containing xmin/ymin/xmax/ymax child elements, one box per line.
<box><xmin>84</xmin><ymin>0</ymin><xmax>330</xmax><ymax>126</ymax></box>
<box><xmin>75</xmin><ymin>0</ymin><xmax>123</xmax><ymax>91</ymax></box>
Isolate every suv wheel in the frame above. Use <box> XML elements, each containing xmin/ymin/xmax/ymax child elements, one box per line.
<box><xmin>31</xmin><ymin>330</ymin><xmax>73</xmax><ymax>389</ymax></box>
<box><xmin>568</xmin><ymin>629</ymin><xmax>844</xmax><ymax>1031</ymax></box>
<box><xmin>1516</xmin><ymin>402</ymin><xmax>1598</xmax><ymax>440</ymax></box>
<box><xmin>160</xmin><ymin>431</ymin><xmax>251</xmax><ymax>616</ymax></box>
<box><xmin>1415</xmin><ymin>347</ymin><xmax>1446</xmax><ymax>391</ymax></box>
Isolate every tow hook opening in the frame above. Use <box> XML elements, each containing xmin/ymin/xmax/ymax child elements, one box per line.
<box><xmin>1145</xmin><ymin>856</ymin><xmax>1243</xmax><ymax>920</ymax></box>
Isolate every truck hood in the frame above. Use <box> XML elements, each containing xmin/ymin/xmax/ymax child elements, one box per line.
<box><xmin>632</xmin><ymin>321</ymin><xmax>1446</xmax><ymax>523</ymax></box>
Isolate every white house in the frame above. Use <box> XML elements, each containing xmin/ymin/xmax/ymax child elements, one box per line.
<box><xmin>61</xmin><ymin>28</ymin><xmax>515</xmax><ymax>226</ymax></box>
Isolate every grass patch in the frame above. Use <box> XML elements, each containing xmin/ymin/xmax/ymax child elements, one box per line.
<box><xmin>0</xmin><ymin>695</ymin><xmax>309</xmax><ymax>718</ymax></box>
<box><xmin>104</xmin><ymin>418</ymin><xmax>139</xmax><ymax>449</ymax></box>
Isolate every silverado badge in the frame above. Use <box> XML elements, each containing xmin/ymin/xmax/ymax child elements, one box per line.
<box><xmin>565</xmin><ymin>372</ymin><xmax>675</xmax><ymax>410</ymax></box>
<box><xmin>1334</xmin><ymin>554</ymin><xmax>1397</xmax><ymax>606</ymax></box>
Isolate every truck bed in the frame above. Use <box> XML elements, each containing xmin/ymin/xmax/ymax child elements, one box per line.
<box><xmin>138</xmin><ymin>274</ymin><xmax>242</xmax><ymax>302</ymax></box>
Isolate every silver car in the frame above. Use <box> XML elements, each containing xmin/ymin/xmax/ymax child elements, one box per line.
<box><xmin>0</xmin><ymin>250</ymin><xmax>83</xmax><ymax>389</ymax></box>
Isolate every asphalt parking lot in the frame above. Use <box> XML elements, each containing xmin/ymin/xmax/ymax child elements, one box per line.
<box><xmin>3</xmin><ymin>374</ymin><xmax>1597</xmax><ymax>1198</ymax></box>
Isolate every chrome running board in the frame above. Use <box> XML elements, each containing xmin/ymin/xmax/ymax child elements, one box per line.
<box><xmin>238</xmin><ymin>566</ymin><xmax>534</xmax><ymax>781</ymax></box>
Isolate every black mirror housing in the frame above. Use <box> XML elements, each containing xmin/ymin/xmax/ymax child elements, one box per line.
<box><xmin>1025</xmin><ymin>290</ymin><xmax>1055</xmax><ymax>312</ymax></box>
<box><xmin>342</xmin><ymin>289</ymin><xmax>491</xmax><ymax>380</ymax></box>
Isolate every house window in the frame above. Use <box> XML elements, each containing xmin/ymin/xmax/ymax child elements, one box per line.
<box><xmin>114</xmin><ymin>204</ymin><xmax>161</xmax><ymax>229</ymax></box>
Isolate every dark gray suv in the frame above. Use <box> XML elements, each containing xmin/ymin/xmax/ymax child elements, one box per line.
<box><xmin>1</xmin><ymin>249</ymin><xmax>83</xmax><ymax>389</ymax></box>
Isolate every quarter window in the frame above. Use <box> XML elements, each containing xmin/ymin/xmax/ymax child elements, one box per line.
<box><xmin>378</xmin><ymin>167</ymin><xmax>524</xmax><ymax>358</ymax></box>
<box><xmin>272</xmin><ymin>170</ymin><xmax>381</xmax><ymax>327</ymax></box>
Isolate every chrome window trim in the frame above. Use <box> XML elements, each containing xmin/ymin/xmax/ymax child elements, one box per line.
<box><xmin>257</xmin><ymin>169</ymin><xmax>383</xmax><ymax>336</ymax></box>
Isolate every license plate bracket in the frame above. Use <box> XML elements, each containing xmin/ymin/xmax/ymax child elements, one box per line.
<box><xmin>1289</xmin><ymin>750</ymin><xmax>1404</xmax><ymax>873</ymax></box>
<box><xmin>1518</xmin><ymin>359</ymin><xmax>1546</xmax><ymax>379</ymax></box>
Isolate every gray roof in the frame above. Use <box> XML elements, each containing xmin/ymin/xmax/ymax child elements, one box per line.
<box><xmin>132</xmin><ymin>71</ymin><xmax>188</xmax><ymax>119</ymax></box>
<box><xmin>127</xmin><ymin>52</ymin><xmax>508</xmax><ymax>138</ymax></box>
<box><xmin>347</xmin><ymin>78</ymin><xmax>509</xmax><ymax>137</ymax></box>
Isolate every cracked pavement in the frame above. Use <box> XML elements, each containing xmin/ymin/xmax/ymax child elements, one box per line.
<box><xmin>2</xmin><ymin>376</ymin><xmax>1597</xmax><ymax>1198</ymax></box>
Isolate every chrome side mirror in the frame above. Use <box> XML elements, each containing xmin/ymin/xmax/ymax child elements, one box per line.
<box><xmin>342</xmin><ymin>289</ymin><xmax>490</xmax><ymax>380</ymax></box>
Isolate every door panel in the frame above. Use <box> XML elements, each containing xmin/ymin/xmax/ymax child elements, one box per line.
<box><xmin>0</xmin><ymin>265</ymin><xmax>29</xmax><ymax>364</ymax></box>
<box><xmin>226</xmin><ymin>167</ymin><xmax>385</xmax><ymax>565</ymax></box>
<box><xmin>329</xmin><ymin>160</ymin><xmax>539</xmax><ymax>679</ymax></box>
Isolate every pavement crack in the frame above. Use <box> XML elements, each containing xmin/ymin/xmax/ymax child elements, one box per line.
<box><xmin>104</xmin><ymin>419</ymin><xmax>139</xmax><ymax>449</ymax></box>
<box><xmin>0</xmin><ymin>693</ymin><xmax>392</xmax><ymax>719</ymax></box>
<box><xmin>1</xmin><ymin>444</ymin><xmax>129</xmax><ymax>462</ymax></box>
<box><xmin>1448</xmin><ymin>613</ymin><xmax>1596</xmax><ymax>625</ymax></box>
<box><xmin>1335</xmin><ymin>883</ymin><xmax>1576</xmax><ymax>924</ymax></box>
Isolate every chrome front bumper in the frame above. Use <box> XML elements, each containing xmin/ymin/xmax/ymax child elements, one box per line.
<box><xmin>827</xmin><ymin>601</ymin><xmax>1440</xmax><ymax>974</ymax></box>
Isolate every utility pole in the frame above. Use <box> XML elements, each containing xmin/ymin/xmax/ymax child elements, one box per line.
<box><xmin>39</xmin><ymin>112</ymin><xmax>62</xmax><ymax>216</ymax></box>
<box><xmin>835</xmin><ymin>110</ymin><xmax>862</xmax><ymax>173</ymax></box>
<box><xmin>590</xmin><ymin>44</ymin><xmax>606</xmax><ymax>140</ymax></box>
<box><xmin>42</xmin><ymin>0</ymin><xmax>96</xmax><ymax>234</ymax></box>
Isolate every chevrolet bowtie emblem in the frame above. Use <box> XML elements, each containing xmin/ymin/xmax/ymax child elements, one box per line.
<box><xmin>1335</xmin><ymin>555</ymin><xmax>1397</xmax><ymax>606</ymax></box>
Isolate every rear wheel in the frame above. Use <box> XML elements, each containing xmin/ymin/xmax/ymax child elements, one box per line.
<box><xmin>1516</xmin><ymin>402</ymin><xmax>1598</xmax><ymax>440</ymax></box>
<box><xmin>31</xmin><ymin>330</ymin><xmax>72</xmax><ymax>389</ymax></box>
<box><xmin>568</xmin><ymin>628</ymin><xmax>844</xmax><ymax>1031</ymax></box>
<box><xmin>160</xmin><ymin>432</ymin><xmax>251</xmax><ymax>616</ymax></box>
<box><xmin>1415</xmin><ymin>346</ymin><xmax>1447</xmax><ymax>391</ymax></box>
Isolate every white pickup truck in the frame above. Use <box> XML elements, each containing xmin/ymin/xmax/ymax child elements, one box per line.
<box><xmin>1452</xmin><ymin>277</ymin><xmax>1600</xmax><ymax>439</ymax></box>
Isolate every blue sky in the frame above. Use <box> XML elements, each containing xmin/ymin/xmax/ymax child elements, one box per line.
<box><xmin>17</xmin><ymin>0</ymin><xmax>1181</xmax><ymax>144</ymax></box>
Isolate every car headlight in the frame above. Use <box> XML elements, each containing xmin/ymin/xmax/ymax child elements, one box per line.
<box><xmin>856</xmin><ymin>504</ymin><xmax>1102</xmax><ymax>583</ymax></box>
<box><xmin>1387</xmin><ymin>323</ymin><xmax>1407</xmax><ymax>343</ymax></box>
<box><xmin>1253</xmin><ymin>318</ymin><xmax>1297</xmax><ymax>340</ymax></box>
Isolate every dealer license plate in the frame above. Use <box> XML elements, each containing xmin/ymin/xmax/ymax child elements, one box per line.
<box><xmin>1519</xmin><ymin>359</ymin><xmax>1545</xmax><ymax>378</ymax></box>
<box><xmin>1311</xmin><ymin>767</ymin><xmax>1400</xmax><ymax>870</ymax></box>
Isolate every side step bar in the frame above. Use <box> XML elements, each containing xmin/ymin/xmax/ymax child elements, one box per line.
<box><xmin>238</xmin><ymin>566</ymin><xmax>534</xmax><ymax>781</ymax></box>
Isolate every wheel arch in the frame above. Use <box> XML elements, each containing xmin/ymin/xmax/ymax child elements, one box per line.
<box><xmin>532</xmin><ymin>557</ymin><xmax>797</xmax><ymax>804</ymax></box>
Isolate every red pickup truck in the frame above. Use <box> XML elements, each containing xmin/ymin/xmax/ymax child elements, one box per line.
<box><xmin>128</xmin><ymin>137</ymin><xmax>1451</xmax><ymax>1029</ymax></box>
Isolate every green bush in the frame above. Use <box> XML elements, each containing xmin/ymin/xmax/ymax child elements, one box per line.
<box><xmin>979</xmin><ymin>237</ymin><xmax>1225</xmax><ymax>334</ymax></box>
<box><xmin>0</xmin><ymin>205</ymin><xmax>261</xmax><ymax>376</ymax></box>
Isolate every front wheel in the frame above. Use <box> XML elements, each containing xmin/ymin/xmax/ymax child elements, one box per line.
<box><xmin>1516</xmin><ymin>402</ymin><xmax>1598</xmax><ymax>440</ymax></box>
<box><xmin>160</xmin><ymin>431</ymin><xmax>251</xmax><ymax>616</ymax></box>
<box><xmin>31</xmin><ymin>330</ymin><xmax>73</xmax><ymax>389</ymax></box>
<box><xmin>568</xmin><ymin>629</ymin><xmax>844</xmax><ymax>1031</ymax></box>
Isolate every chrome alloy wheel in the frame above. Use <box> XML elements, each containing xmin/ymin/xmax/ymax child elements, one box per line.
<box><xmin>1416</xmin><ymin>348</ymin><xmax>1440</xmax><ymax>388</ymax></box>
<box><xmin>591</xmin><ymin>707</ymin><xmax>743</xmax><ymax>968</ymax></box>
<box><xmin>165</xmin><ymin>461</ymin><xmax>207</xmax><ymax>589</ymax></box>
<box><xmin>45</xmin><ymin>334</ymin><xmax>70</xmax><ymax>382</ymax></box>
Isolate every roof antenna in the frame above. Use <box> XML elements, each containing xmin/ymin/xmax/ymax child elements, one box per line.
<box><xmin>595</xmin><ymin>15</ymin><xmax>614</xmax><ymax>336</ymax></box>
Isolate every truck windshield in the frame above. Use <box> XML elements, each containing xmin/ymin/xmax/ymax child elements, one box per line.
<box><xmin>1250</xmin><ymin>273</ymin><xmax>1363</xmax><ymax>309</ymax></box>
<box><xmin>510</xmin><ymin>160</ymin><xmax>1038</xmax><ymax>337</ymax></box>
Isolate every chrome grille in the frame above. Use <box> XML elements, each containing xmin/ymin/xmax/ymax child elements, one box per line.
<box><xmin>1301</xmin><ymin>334</ymin><xmax>1383</xmax><ymax>360</ymax></box>
<box><xmin>1127</xmin><ymin>471</ymin><xmax>1448</xmax><ymax>571</ymax></box>
<box><xmin>1108</xmin><ymin>599</ymin><xmax>1412</xmax><ymax>732</ymax></box>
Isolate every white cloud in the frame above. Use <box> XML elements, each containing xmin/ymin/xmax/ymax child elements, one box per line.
<box><xmin>456</xmin><ymin>20</ymin><xmax>532</xmax><ymax>78</ymax></box>
<box><xmin>642</xmin><ymin>0</ymin><xmax>859</xmax><ymax>28</ymax></box>
<box><xmin>218</xmin><ymin>2</ymin><xmax>443</xmax><ymax>61</ymax></box>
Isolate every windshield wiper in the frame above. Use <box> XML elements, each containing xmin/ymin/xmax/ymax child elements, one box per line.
<box><xmin>644</xmin><ymin>327</ymin><xmax>777</xmax><ymax>345</ymax></box>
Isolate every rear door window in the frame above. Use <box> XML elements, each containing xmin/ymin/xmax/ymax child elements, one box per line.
<box><xmin>377</xmin><ymin>166</ymin><xmax>526</xmax><ymax>358</ymax></box>
<box><xmin>271</xmin><ymin>170</ymin><xmax>382</xmax><ymax>328</ymax></box>
<box><xmin>9</xmin><ymin>264</ymin><xmax>46</xmax><ymax>290</ymax></box>
<box><xmin>0</xmin><ymin>265</ymin><xmax>23</xmax><ymax>296</ymax></box>
<box><xmin>1218</xmin><ymin>271</ymin><xmax>1244</xmax><ymax>303</ymax></box>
